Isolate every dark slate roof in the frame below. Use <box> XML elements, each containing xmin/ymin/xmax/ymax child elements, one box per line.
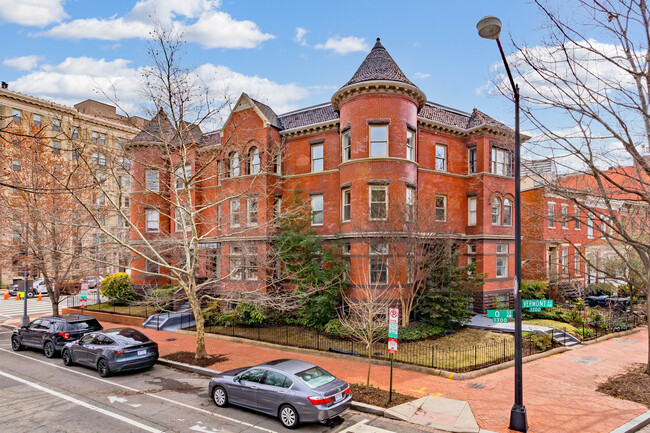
<box><xmin>419</xmin><ymin>102</ymin><xmax>512</xmax><ymax>132</ymax></box>
<box><xmin>343</xmin><ymin>38</ymin><xmax>416</xmax><ymax>88</ymax></box>
<box><xmin>250</xmin><ymin>98</ymin><xmax>283</xmax><ymax>129</ymax></box>
<box><xmin>130</xmin><ymin>108</ymin><xmax>175</xmax><ymax>144</ymax></box>
<box><xmin>278</xmin><ymin>103</ymin><xmax>339</xmax><ymax>130</ymax></box>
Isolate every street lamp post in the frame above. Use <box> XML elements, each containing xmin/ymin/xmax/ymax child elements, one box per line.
<box><xmin>20</xmin><ymin>222</ymin><xmax>30</xmax><ymax>327</ymax></box>
<box><xmin>477</xmin><ymin>16</ymin><xmax>528</xmax><ymax>432</ymax></box>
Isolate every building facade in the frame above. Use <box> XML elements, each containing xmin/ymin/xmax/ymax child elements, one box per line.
<box><xmin>0</xmin><ymin>84</ymin><xmax>144</xmax><ymax>286</ymax></box>
<box><xmin>129</xmin><ymin>39</ymin><xmax>518</xmax><ymax>312</ymax></box>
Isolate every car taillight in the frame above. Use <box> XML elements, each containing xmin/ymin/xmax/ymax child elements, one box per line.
<box><xmin>115</xmin><ymin>350</ymin><xmax>124</xmax><ymax>355</ymax></box>
<box><xmin>59</xmin><ymin>332</ymin><xmax>69</xmax><ymax>339</ymax></box>
<box><xmin>344</xmin><ymin>386</ymin><xmax>350</xmax><ymax>395</ymax></box>
<box><xmin>308</xmin><ymin>396</ymin><xmax>332</xmax><ymax>405</ymax></box>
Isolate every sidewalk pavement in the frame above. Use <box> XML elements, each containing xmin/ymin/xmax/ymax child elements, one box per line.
<box><xmin>3</xmin><ymin>315</ymin><xmax>648</xmax><ymax>433</ymax></box>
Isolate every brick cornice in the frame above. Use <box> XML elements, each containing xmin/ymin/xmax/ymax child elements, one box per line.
<box><xmin>331</xmin><ymin>80</ymin><xmax>427</xmax><ymax>111</ymax></box>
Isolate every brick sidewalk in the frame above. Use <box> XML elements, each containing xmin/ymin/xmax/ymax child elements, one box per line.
<box><xmin>5</xmin><ymin>316</ymin><xmax>648</xmax><ymax>433</ymax></box>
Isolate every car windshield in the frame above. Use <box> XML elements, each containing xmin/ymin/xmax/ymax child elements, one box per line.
<box><xmin>295</xmin><ymin>366</ymin><xmax>335</xmax><ymax>389</ymax></box>
<box><xmin>68</xmin><ymin>319</ymin><xmax>101</xmax><ymax>331</ymax></box>
<box><xmin>105</xmin><ymin>328</ymin><xmax>150</xmax><ymax>345</ymax></box>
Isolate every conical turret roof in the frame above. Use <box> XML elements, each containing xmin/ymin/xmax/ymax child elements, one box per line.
<box><xmin>343</xmin><ymin>38</ymin><xmax>416</xmax><ymax>88</ymax></box>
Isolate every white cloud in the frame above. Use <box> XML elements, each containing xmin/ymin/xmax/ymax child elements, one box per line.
<box><xmin>0</xmin><ymin>0</ymin><xmax>67</xmax><ymax>27</ymax></box>
<box><xmin>294</xmin><ymin>27</ymin><xmax>308</xmax><ymax>46</ymax></box>
<box><xmin>413</xmin><ymin>72</ymin><xmax>431</xmax><ymax>79</ymax></box>
<box><xmin>37</xmin><ymin>0</ymin><xmax>273</xmax><ymax>49</ymax></box>
<box><xmin>3</xmin><ymin>55</ymin><xmax>42</xmax><ymax>71</ymax></box>
<box><xmin>314</xmin><ymin>36</ymin><xmax>369</xmax><ymax>55</ymax></box>
<box><xmin>9</xmin><ymin>56</ymin><xmax>309</xmax><ymax>119</ymax></box>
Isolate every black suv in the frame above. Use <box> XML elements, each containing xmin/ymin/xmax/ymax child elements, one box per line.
<box><xmin>11</xmin><ymin>314</ymin><xmax>103</xmax><ymax>358</ymax></box>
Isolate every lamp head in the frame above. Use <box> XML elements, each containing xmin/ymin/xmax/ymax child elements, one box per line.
<box><xmin>477</xmin><ymin>16</ymin><xmax>502</xmax><ymax>40</ymax></box>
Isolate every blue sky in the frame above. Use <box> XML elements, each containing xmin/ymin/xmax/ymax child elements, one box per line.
<box><xmin>0</xmin><ymin>0</ymin><xmax>545</xmax><ymax>128</ymax></box>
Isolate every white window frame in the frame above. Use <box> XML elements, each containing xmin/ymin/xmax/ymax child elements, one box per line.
<box><xmin>491</xmin><ymin>147</ymin><xmax>512</xmax><ymax>176</ymax></box>
<box><xmin>311</xmin><ymin>143</ymin><xmax>324</xmax><ymax>172</ymax></box>
<box><xmin>468</xmin><ymin>147</ymin><xmax>477</xmax><ymax>174</ymax></box>
<box><xmin>369</xmin><ymin>243</ymin><xmax>388</xmax><ymax>285</ymax></box>
<box><xmin>342</xmin><ymin>131</ymin><xmax>351</xmax><ymax>162</ymax></box>
<box><xmin>342</xmin><ymin>188</ymin><xmax>351</xmax><ymax>222</ymax></box>
<box><xmin>468</xmin><ymin>197</ymin><xmax>477</xmax><ymax>226</ymax></box>
<box><xmin>33</xmin><ymin>114</ymin><xmax>41</xmax><ymax>128</ymax></box>
<box><xmin>175</xmin><ymin>206</ymin><xmax>190</xmax><ymax>232</ymax></box>
<box><xmin>496</xmin><ymin>244</ymin><xmax>508</xmax><ymax>277</ymax></box>
<box><xmin>561</xmin><ymin>245</ymin><xmax>569</xmax><ymax>274</ymax></box>
<box><xmin>273</xmin><ymin>197</ymin><xmax>282</xmax><ymax>225</ymax></box>
<box><xmin>369</xmin><ymin>125</ymin><xmax>388</xmax><ymax>157</ymax></box>
<box><xmin>52</xmin><ymin>119</ymin><xmax>61</xmax><ymax>132</ymax></box>
<box><xmin>548</xmin><ymin>203</ymin><xmax>555</xmax><ymax>228</ymax></box>
<box><xmin>406</xmin><ymin>129</ymin><xmax>415</xmax><ymax>161</ymax></box>
<box><xmin>230</xmin><ymin>199</ymin><xmax>240</xmax><ymax>227</ymax></box>
<box><xmin>145</xmin><ymin>209</ymin><xmax>159</xmax><ymax>232</ymax></box>
<box><xmin>435</xmin><ymin>144</ymin><xmax>447</xmax><ymax>171</ymax></box>
<box><xmin>311</xmin><ymin>195</ymin><xmax>323</xmax><ymax>226</ymax></box>
<box><xmin>587</xmin><ymin>215</ymin><xmax>594</xmax><ymax>238</ymax></box>
<box><xmin>492</xmin><ymin>197</ymin><xmax>501</xmax><ymax>225</ymax></box>
<box><xmin>435</xmin><ymin>194</ymin><xmax>447</xmax><ymax>222</ymax></box>
<box><xmin>369</xmin><ymin>185</ymin><xmax>388</xmax><ymax>221</ymax></box>
<box><xmin>561</xmin><ymin>204</ymin><xmax>569</xmax><ymax>228</ymax></box>
<box><xmin>146</xmin><ymin>170</ymin><xmax>159</xmax><ymax>192</ymax></box>
<box><xmin>503</xmin><ymin>198</ymin><xmax>513</xmax><ymax>226</ymax></box>
<box><xmin>230</xmin><ymin>152</ymin><xmax>240</xmax><ymax>177</ymax></box>
<box><xmin>574</xmin><ymin>207</ymin><xmax>580</xmax><ymax>229</ymax></box>
<box><xmin>175</xmin><ymin>164</ymin><xmax>191</xmax><ymax>190</ymax></box>
<box><xmin>574</xmin><ymin>245</ymin><xmax>581</xmax><ymax>275</ymax></box>
<box><xmin>249</xmin><ymin>147</ymin><xmax>261</xmax><ymax>174</ymax></box>
<box><xmin>406</xmin><ymin>187</ymin><xmax>415</xmax><ymax>222</ymax></box>
<box><xmin>247</xmin><ymin>197</ymin><xmax>258</xmax><ymax>226</ymax></box>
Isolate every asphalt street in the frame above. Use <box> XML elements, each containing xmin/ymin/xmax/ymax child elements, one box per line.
<box><xmin>0</xmin><ymin>295</ymin><xmax>101</xmax><ymax>320</ymax></box>
<box><xmin>0</xmin><ymin>330</ymin><xmax>441</xmax><ymax>433</ymax></box>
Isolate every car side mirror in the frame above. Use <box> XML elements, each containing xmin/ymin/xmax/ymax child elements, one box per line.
<box><xmin>21</xmin><ymin>326</ymin><xmax>28</xmax><ymax>330</ymax></box>
<box><xmin>233</xmin><ymin>376</ymin><xmax>240</xmax><ymax>382</ymax></box>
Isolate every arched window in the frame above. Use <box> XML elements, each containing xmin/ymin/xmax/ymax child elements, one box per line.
<box><xmin>249</xmin><ymin>147</ymin><xmax>260</xmax><ymax>174</ymax></box>
<box><xmin>492</xmin><ymin>197</ymin><xmax>501</xmax><ymax>225</ymax></box>
<box><xmin>230</xmin><ymin>152</ymin><xmax>240</xmax><ymax>177</ymax></box>
<box><xmin>503</xmin><ymin>199</ymin><xmax>513</xmax><ymax>226</ymax></box>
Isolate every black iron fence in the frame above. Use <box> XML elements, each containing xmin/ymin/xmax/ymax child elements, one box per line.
<box><xmin>203</xmin><ymin>324</ymin><xmax>560</xmax><ymax>373</ymax></box>
<box><xmin>65</xmin><ymin>295</ymin><xmax>161</xmax><ymax>318</ymax></box>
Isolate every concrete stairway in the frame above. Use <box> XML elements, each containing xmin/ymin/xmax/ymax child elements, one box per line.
<box><xmin>545</xmin><ymin>327</ymin><xmax>581</xmax><ymax>346</ymax></box>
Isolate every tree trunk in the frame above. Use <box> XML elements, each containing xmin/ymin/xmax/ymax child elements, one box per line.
<box><xmin>646</xmin><ymin>298</ymin><xmax>649</xmax><ymax>375</ymax></box>
<box><xmin>366</xmin><ymin>350</ymin><xmax>372</xmax><ymax>392</ymax></box>
<box><xmin>187</xmin><ymin>287</ymin><xmax>208</xmax><ymax>359</ymax></box>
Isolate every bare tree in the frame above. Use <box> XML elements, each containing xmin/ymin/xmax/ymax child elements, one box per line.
<box><xmin>503</xmin><ymin>0</ymin><xmax>650</xmax><ymax>372</ymax></box>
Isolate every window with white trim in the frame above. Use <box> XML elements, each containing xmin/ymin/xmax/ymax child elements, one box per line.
<box><xmin>230</xmin><ymin>199</ymin><xmax>240</xmax><ymax>227</ymax></box>
<box><xmin>435</xmin><ymin>195</ymin><xmax>446</xmax><ymax>222</ymax></box>
<box><xmin>92</xmin><ymin>132</ymin><xmax>98</xmax><ymax>143</ymax></box>
<box><xmin>369</xmin><ymin>243</ymin><xmax>388</xmax><ymax>285</ymax></box>
<box><xmin>12</xmin><ymin>109</ymin><xmax>21</xmax><ymax>123</ymax></box>
<box><xmin>247</xmin><ymin>197</ymin><xmax>258</xmax><ymax>226</ymax></box>
<box><xmin>369</xmin><ymin>125</ymin><xmax>388</xmax><ymax>157</ymax></box>
<box><xmin>175</xmin><ymin>165</ymin><xmax>191</xmax><ymax>189</ymax></box>
<box><xmin>492</xmin><ymin>197</ymin><xmax>501</xmax><ymax>225</ymax></box>
<box><xmin>574</xmin><ymin>245</ymin><xmax>581</xmax><ymax>274</ymax></box>
<box><xmin>342</xmin><ymin>131</ymin><xmax>351</xmax><ymax>162</ymax></box>
<box><xmin>311</xmin><ymin>195</ymin><xmax>323</xmax><ymax>225</ymax></box>
<box><xmin>406</xmin><ymin>187</ymin><xmax>415</xmax><ymax>222</ymax></box>
<box><xmin>146</xmin><ymin>170</ymin><xmax>159</xmax><ymax>192</ymax></box>
<box><xmin>468</xmin><ymin>197</ymin><xmax>477</xmax><ymax>226</ymax></box>
<box><xmin>435</xmin><ymin>144</ymin><xmax>447</xmax><ymax>171</ymax></box>
<box><xmin>468</xmin><ymin>147</ymin><xmax>477</xmax><ymax>174</ymax></box>
<box><xmin>496</xmin><ymin>243</ymin><xmax>508</xmax><ymax>277</ymax></box>
<box><xmin>467</xmin><ymin>244</ymin><xmax>477</xmax><ymax>268</ymax></box>
<box><xmin>342</xmin><ymin>188</ymin><xmax>351</xmax><ymax>222</ymax></box>
<box><xmin>561</xmin><ymin>204</ymin><xmax>568</xmax><ymax>228</ymax></box>
<box><xmin>587</xmin><ymin>215</ymin><xmax>594</xmax><ymax>238</ymax></box>
<box><xmin>52</xmin><ymin>119</ymin><xmax>61</xmax><ymax>132</ymax></box>
<box><xmin>72</xmin><ymin>127</ymin><xmax>79</xmax><ymax>139</ymax></box>
<box><xmin>311</xmin><ymin>143</ymin><xmax>323</xmax><ymax>172</ymax></box>
<box><xmin>503</xmin><ymin>199</ymin><xmax>513</xmax><ymax>226</ymax></box>
<box><xmin>406</xmin><ymin>129</ymin><xmax>415</xmax><ymax>161</ymax></box>
<box><xmin>230</xmin><ymin>152</ymin><xmax>240</xmax><ymax>177</ymax></box>
<box><xmin>548</xmin><ymin>204</ymin><xmax>555</xmax><ymax>228</ymax></box>
<box><xmin>249</xmin><ymin>147</ymin><xmax>260</xmax><ymax>174</ymax></box>
<box><xmin>273</xmin><ymin>197</ymin><xmax>282</xmax><ymax>225</ymax></box>
<box><xmin>491</xmin><ymin>147</ymin><xmax>512</xmax><ymax>176</ymax></box>
<box><xmin>33</xmin><ymin>114</ymin><xmax>41</xmax><ymax>128</ymax></box>
<box><xmin>175</xmin><ymin>207</ymin><xmax>190</xmax><ymax>232</ymax></box>
<box><xmin>145</xmin><ymin>209</ymin><xmax>159</xmax><ymax>232</ymax></box>
<box><xmin>574</xmin><ymin>207</ymin><xmax>580</xmax><ymax>229</ymax></box>
<box><xmin>561</xmin><ymin>245</ymin><xmax>569</xmax><ymax>274</ymax></box>
<box><xmin>369</xmin><ymin>186</ymin><xmax>387</xmax><ymax>220</ymax></box>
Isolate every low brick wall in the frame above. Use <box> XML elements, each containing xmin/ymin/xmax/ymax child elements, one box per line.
<box><xmin>61</xmin><ymin>308</ymin><xmax>145</xmax><ymax>327</ymax></box>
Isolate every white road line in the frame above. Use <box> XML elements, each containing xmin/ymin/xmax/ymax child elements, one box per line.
<box><xmin>0</xmin><ymin>348</ymin><xmax>278</xmax><ymax>433</ymax></box>
<box><xmin>0</xmin><ymin>369</ymin><xmax>163</xmax><ymax>433</ymax></box>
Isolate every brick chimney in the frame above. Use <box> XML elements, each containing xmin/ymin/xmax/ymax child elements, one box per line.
<box><xmin>1</xmin><ymin>82</ymin><xmax>8</xmax><ymax>89</ymax></box>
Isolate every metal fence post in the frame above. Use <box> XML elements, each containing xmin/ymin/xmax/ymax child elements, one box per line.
<box><xmin>317</xmin><ymin>330</ymin><xmax>320</xmax><ymax>351</ymax></box>
<box><xmin>474</xmin><ymin>346</ymin><xmax>477</xmax><ymax>371</ymax></box>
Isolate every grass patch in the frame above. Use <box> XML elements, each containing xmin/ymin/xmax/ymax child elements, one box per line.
<box><xmin>85</xmin><ymin>303</ymin><xmax>159</xmax><ymax>318</ymax></box>
<box><xmin>597</xmin><ymin>364</ymin><xmax>650</xmax><ymax>407</ymax></box>
<box><xmin>523</xmin><ymin>319</ymin><xmax>578</xmax><ymax>335</ymax></box>
<box><xmin>350</xmin><ymin>383</ymin><xmax>414</xmax><ymax>408</ymax></box>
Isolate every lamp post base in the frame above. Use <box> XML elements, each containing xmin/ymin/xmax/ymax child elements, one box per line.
<box><xmin>20</xmin><ymin>314</ymin><xmax>30</xmax><ymax>327</ymax></box>
<box><xmin>509</xmin><ymin>404</ymin><xmax>528</xmax><ymax>432</ymax></box>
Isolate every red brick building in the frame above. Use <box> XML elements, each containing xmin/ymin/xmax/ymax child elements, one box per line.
<box><xmin>129</xmin><ymin>39</ymin><xmax>518</xmax><ymax>312</ymax></box>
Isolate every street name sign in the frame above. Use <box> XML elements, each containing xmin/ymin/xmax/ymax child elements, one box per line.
<box><xmin>522</xmin><ymin>299</ymin><xmax>553</xmax><ymax>308</ymax></box>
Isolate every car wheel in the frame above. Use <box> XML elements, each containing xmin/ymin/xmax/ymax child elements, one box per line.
<box><xmin>43</xmin><ymin>341</ymin><xmax>56</xmax><ymax>358</ymax></box>
<box><xmin>279</xmin><ymin>404</ymin><xmax>299</xmax><ymax>429</ymax></box>
<box><xmin>27</xmin><ymin>291</ymin><xmax>34</xmax><ymax>298</ymax></box>
<box><xmin>212</xmin><ymin>386</ymin><xmax>228</xmax><ymax>407</ymax></box>
<box><xmin>62</xmin><ymin>349</ymin><xmax>73</xmax><ymax>366</ymax></box>
<box><xmin>97</xmin><ymin>359</ymin><xmax>110</xmax><ymax>377</ymax></box>
<box><xmin>11</xmin><ymin>336</ymin><xmax>23</xmax><ymax>351</ymax></box>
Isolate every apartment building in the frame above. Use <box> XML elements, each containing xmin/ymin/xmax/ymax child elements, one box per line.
<box><xmin>0</xmin><ymin>83</ymin><xmax>144</xmax><ymax>285</ymax></box>
<box><xmin>128</xmin><ymin>39</ymin><xmax>518</xmax><ymax>312</ymax></box>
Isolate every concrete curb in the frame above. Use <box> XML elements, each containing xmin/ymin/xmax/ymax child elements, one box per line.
<box><xmin>156</xmin><ymin>358</ymin><xmax>222</xmax><ymax>377</ymax></box>
<box><xmin>581</xmin><ymin>326</ymin><xmax>646</xmax><ymax>346</ymax></box>
<box><xmin>350</xmin><ymin>401</ymin><xmax>386</xmax><ymax>417</ymax></box>
<box><xmin>176</xmin><ymin>328</ymin><xmax>572</xmax><ymax>380</ymax></box>
<box><xmin>609</xmin><ymin>410</ymin><xmax>650</xmax><ymax>433</ymax></box>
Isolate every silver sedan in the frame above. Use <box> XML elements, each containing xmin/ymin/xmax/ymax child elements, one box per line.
<box><xmin>208</xmin><ymin>359</ymin><xmax>351</xmax><ymax>429</ymax></box>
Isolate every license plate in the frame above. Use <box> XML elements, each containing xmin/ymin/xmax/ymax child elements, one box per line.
<box><xmin>334</xmin><ymin>393</ymin><xmax>343</xmax><ymax>402</ymax></box>
<box><xmin>137</xmin><ymin>350</ymin><xmax>147</xmax><ymax>356</ymax></box>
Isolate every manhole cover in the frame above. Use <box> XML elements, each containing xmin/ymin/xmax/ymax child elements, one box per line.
<box><xmin>467</xmin><ymin>382</ymin><xmax>486</xmax><ymax>389</ymax></box>
<box><xmin>165</xmin><ymin>338</ymin><xmax>177</xmax><ymax>342</ymax></box>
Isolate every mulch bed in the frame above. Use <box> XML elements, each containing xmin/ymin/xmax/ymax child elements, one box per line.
<box><xmin>162</xmin><ymin>351</ymin><xmax>228</xmax><ymax>368</ymax></box>
<box><xmin>597</xmin><ymin>364</ymin><xmax>650</xmax><ymax>407</ymax></box>
<box><xmin>350</xmin><ymin>383</ymin><xmax>414</xmax><ymax>408</ymax></box>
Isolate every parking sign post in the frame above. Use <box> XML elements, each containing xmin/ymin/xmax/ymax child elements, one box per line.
<box><xmin>388</xmin><ymin>308</ymin><xmax>399</xmax><ymax>402</ymax></box>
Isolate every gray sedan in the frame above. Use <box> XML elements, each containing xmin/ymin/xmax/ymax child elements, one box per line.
<box><xmin>208</xmin><ymin>358</ymin><xmax>351</xmax><ymax>429</ymax></box>
<box><xmin>61</xmin><ymin>328</ymin><xmax>159</xmax><ymax>377</ymax></box>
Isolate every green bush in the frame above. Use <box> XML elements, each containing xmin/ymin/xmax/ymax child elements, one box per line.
<box><xmin>574</xmin><ymin>328</ymin><xmax>593</xmax><ymax>339</ymax></box>
<box><xmin>585</xmin><ymin>282</ymin><xmax>616</xmax><ymax>297</ymax></box>
<box><xmin>521</xmin><ymin>280</ymin><xmax>548</xmax><ymax>300</ymax></box>
<box><xmin>524</xmin><ymin>332</ymin><xmax>553</xmax><ymax>351</ymax></box>
<box><xmin>235</xmin><ymin>302</ymin><xmax>267</xmax><ymax>325</ymax></box>
<box><xmin>99</xmin><ymin>273</ymin><xmax>136</xmax><ymax>305</ymax></box>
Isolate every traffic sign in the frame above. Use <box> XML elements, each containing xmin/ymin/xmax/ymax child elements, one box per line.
<box><xmin>493</xmin><ymin>318</ymin><xmax>509</xmax><ymax>323</ymax></box>
<box><xmin>522</xmin><ymin>299</ymin><xmax>553</xmax><ymax>308</ymax></box>
<box><xmin>389</xmin><ymin>308</ymin><xmax>399</xmax><ymax>323</ymax></box>
<box><xmin>388</xmin><ymin>322</ymin><xmax>398</xmax><ymax>339</ymax></box>
<box><xmin>388</xmin><ymin>338</ymin><xmax>397</xmax><ymax>354</ymax></box>
<box><xmin>487</xmin><ymin>310</ymin><xmax>513</xmax><ymax>319</ymax></box>
<box><xmin>528</xmin><ymin>307</ymin><xmax>541</xmax><ymax>313</ymax></box>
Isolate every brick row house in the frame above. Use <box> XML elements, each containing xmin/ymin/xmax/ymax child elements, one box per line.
<box><xmin>128</xmin><ymin>39</ymin><xmax>518</xmax><ymax>312</ymax></box>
